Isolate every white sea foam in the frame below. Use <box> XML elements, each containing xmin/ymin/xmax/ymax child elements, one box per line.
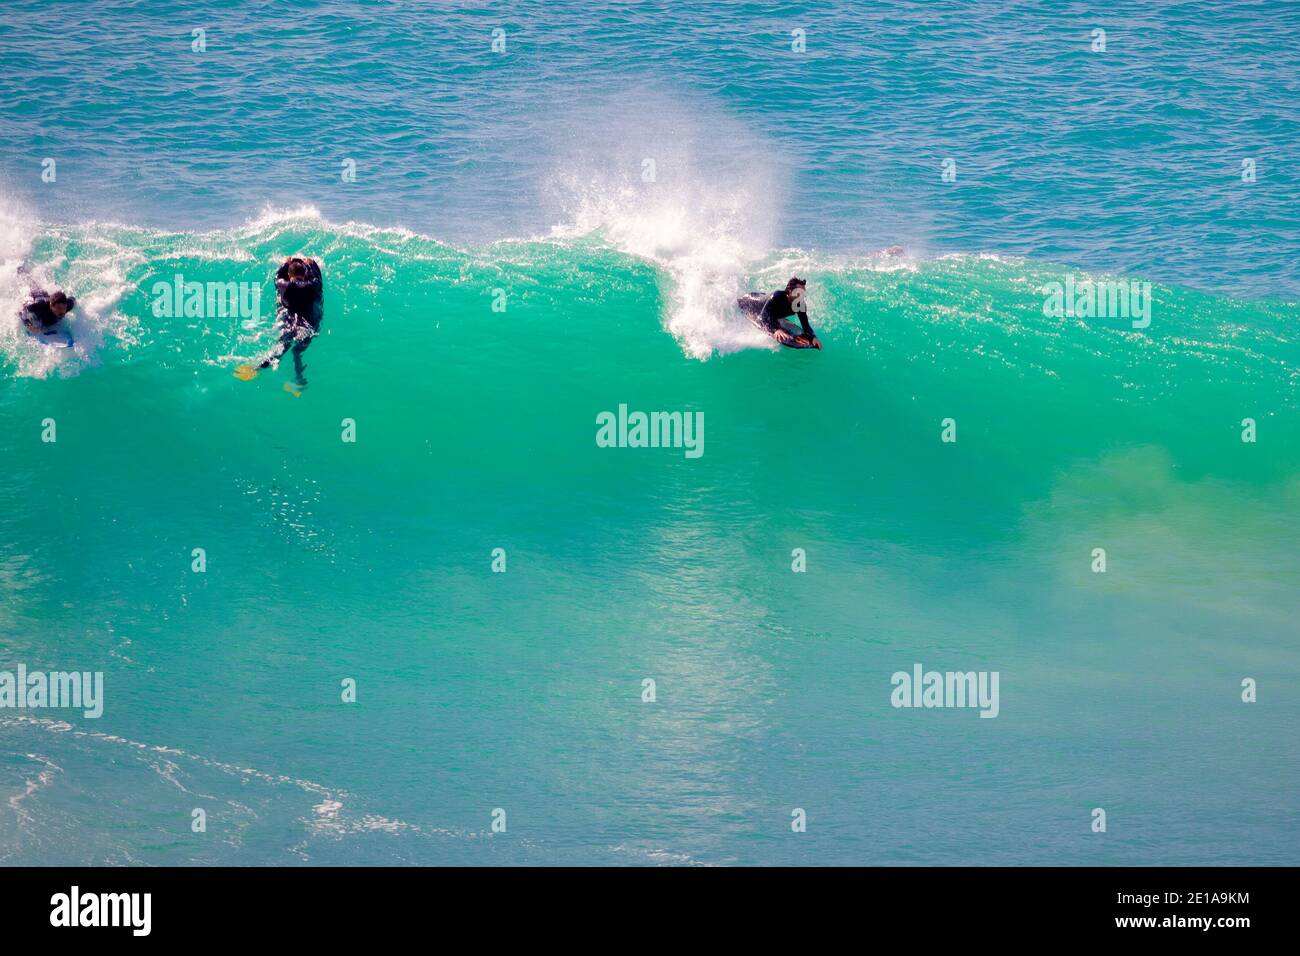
<box><xmin>0</xmin><ymin>715</ymin><xmax>484</xmax><ymax>859</ymax></box>
<box><xmin>0</xmin><ymin>196</ymin><xmax>135</xmax><ymax>378</ymax></box>
<box><xmin>543</xmin><ymin>101</ymin><xmax>788</xmax><ymax>359</ymax></box>
<box><xmin>7</xmin><ymin>753</ymin><xmax>62</xmax><ymax>825</ymax></box>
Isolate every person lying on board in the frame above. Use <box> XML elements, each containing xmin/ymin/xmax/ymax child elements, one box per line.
<box><xmin>20</xmin><ymin>289</ymin><xmax>76</xmax><ymax>333</ymax></box>
<box><xmin>737</xmin><ymin>276</ymin><xmax>821</xmax><ymax>349</ymax></box>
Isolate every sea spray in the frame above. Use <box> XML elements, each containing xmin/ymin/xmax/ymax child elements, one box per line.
<box><xmin>544</xmin><ymin>98</ymin><xmax>786</xmax><ymax>359</ymax></box>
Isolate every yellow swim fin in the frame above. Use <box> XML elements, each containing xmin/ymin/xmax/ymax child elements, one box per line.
<box><xmin>283</xmin><ymin>381</ymin><xmax>303</xmax><ymax>398</ymax></box>
<box><xmin>233</xmin><ymin>364</ymin><xmax>258</xmax><ymax>381</ymax></box>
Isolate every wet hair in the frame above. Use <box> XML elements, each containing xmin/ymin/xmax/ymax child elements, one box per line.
<box><xmin>286</xmin><ymin>258</ymin><xmax>307</xmax><ymax>278</ymax></box>
<box><xmin>49</xmin><ymin>291</ymin><xmax>75</xmax><ymax>310</ymax></box>
<box><xmin>785</xmin><ymin>276</ymin><xmax>807</xmax><ymax>292</ymax></box>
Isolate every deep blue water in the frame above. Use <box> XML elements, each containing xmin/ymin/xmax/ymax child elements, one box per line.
<box><xmin>2</xmin><ymin>0</ymin><xmax>1297</xmax><ymax>295</ymax></box>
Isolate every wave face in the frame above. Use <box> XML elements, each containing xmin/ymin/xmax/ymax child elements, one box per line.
<box><xmin>1</xmin><ymin>210</ymin><xmax>1298</xmax><ymax>864</ymax></box>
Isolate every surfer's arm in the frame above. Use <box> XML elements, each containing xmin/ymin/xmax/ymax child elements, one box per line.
<box><xmin>794</xmin><ymin>308</ymin><xmax>821</xmax><ymax>348</ymax></box>
<box><xmin>276</xmin><ymin>277</ymin><xmax>323</xmax><ymax>316</ymax></box>
<box><xmin>20</xmin><ymin>302</ymin><xmax>54</xmax><ymax>330</ymax></box>
<box><xmin>291</xmin><ymin>261</ymin><xmax>323</xmax><ymax>295</ymax></box>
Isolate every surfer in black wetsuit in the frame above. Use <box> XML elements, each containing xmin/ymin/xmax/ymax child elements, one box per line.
<box><xmin>236</xmin><ymin>256</ymin><xmax>323</xmax><ymax>394</ymax></box>
<box><xmin>737</xmin><ymin>276</ymin><xmax>821</xmax><ymax>349</ymax></box>
<box><xmin>20</xmin><ymin>289</ymin><xmax>75</xmax><ymax>332</ymax></box>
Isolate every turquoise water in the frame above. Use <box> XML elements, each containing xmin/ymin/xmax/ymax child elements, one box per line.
<box><xmin>1</xmin><ymin>1</ymin><xmax>1298</xmax><ymax>865</ymax></box>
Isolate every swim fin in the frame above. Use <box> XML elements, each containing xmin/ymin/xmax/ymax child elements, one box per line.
<box><xmin>233</xmin><ymin>364</ymin><xmax>258</xmax><ymax>381</ymax></box>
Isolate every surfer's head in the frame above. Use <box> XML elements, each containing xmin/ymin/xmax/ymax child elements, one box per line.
<box><xmin>785</xmin><ymin>277</ymin><xmax>807</xmax><ymax>311</ymax></box>
<box><xmin>49</xmin><ymin>291</ymin><xmax>74</xmax><ymax>318</ymax></box>
<box><xmin>286</xmin><ymin>258</ymin><xmax>308</xmax><ymax>279</ymax></box>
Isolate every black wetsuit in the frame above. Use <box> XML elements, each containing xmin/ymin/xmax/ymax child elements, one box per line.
<box><xmin>260</xmin><ymin>260</ymin><xmax>324</xmax><ymax>383</ymax></box>
<box><xmin>737</xmin><ymin>289</ymin><xmax>814</xmax><ymax>339</ymax></box>
<box><xmin>20</xmin><ymin>295</ymin><xmax>61</xmax><ymax>331</ymax></box>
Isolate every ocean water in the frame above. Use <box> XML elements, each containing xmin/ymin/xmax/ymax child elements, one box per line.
<box><xmin>1</xmin><ymin>0</ymin><xmax>1298</xmax><ymax>866</ymax></box>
